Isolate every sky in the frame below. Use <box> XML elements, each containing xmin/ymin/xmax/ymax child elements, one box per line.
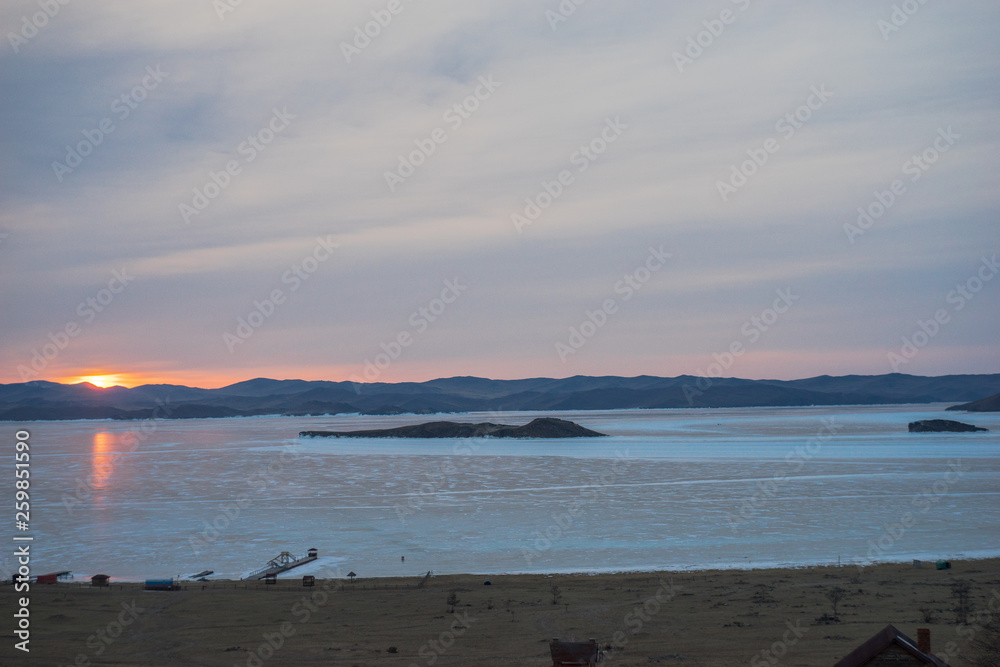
<box><xmin>1</xmin><ymin>0</ymin><xmax>998</xmax><ymax>389</ymax></box>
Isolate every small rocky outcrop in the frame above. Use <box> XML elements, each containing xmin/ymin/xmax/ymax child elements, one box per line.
<box><xmin>908</xmin><ymin>419</ymin><xmax>988</xmax><ymax>433</ymax></box>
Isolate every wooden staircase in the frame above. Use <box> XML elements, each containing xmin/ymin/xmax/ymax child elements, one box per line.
<box><xmin>244</xmin><ymin>550</ymin><xmax>318</xmax><ymax>580</ymax></box>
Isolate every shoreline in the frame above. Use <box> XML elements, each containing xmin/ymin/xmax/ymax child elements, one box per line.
<box><xmin>39</xmin><ymin>552</ymin><xmax>1000</xmax><ymax>584</ymax></box>
<box><xmin>0</xmin><ymin>400</ymin><xmax>975</xmax><ymax>423</ymax></box>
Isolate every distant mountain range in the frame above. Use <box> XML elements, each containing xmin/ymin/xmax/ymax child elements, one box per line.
<box><xmin>1</xmin><ymin>373</ymin><xmax>999</xmax><ymax>421</ymax></box>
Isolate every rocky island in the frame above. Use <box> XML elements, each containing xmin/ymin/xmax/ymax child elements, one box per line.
<box><xmin>300</xmin><ymin>417</ymin><xmax>606</xmax><ymax>439</ymax></box>
<box><xmin>908</xmin><ymin>419</ymin><xmax>989</xmax><ymax>433</ymax></box>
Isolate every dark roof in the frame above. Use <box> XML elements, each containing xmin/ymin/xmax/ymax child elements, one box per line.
<box><xmin>549</xmin><ymin>639</ymin><xmax>599</xmax><ymax>666</ymax></box>
<box><xmin>834</xmin><ymin>625</ymin><xmax>949</xmax><ymax>667</ymax></box>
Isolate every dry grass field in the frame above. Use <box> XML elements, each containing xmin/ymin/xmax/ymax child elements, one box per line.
<box><xmin>4</xmin><ymin>558</ymin><xmax>999</xmax><ymax>666</ymax></box>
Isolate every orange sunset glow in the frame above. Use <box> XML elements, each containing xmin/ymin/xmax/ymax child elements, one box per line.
<box><xmin>62</xmin><ymin>374</ymin><xmax>134</xmax><ymax>388</ymax></box>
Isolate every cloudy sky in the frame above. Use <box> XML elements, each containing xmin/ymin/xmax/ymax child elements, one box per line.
<box><xmin>1</xmin><ymin>0</ymin><xmax>997</xmax><ymax>388</ymax></box>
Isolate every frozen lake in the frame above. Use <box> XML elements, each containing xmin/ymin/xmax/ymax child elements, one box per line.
<box><xmin>7</xmin><ymin>404</ymin><xmax>1000</xmax><ymax>581</ymax></box>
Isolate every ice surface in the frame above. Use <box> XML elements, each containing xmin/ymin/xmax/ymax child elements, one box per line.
<box><xmin>8</xmin><ymin>404</ymin><xmax>999</xmax><ymax>581</ymax></box>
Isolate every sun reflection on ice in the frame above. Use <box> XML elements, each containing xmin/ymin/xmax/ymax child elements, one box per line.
<box><xmin>90</xmin><ymin>431</ymin><xmax>117</xmax><ymax>493</ymax></box>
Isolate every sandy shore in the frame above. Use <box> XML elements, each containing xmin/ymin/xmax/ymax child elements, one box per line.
<box><xmin>4</xmin><ymin>558</ymin><xmax>999</xmax><ymax>666</ymax></box>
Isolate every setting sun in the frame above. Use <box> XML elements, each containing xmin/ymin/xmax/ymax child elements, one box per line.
<box><xmin>49</xmin><ymin>371</ymin><xmax>241</xmax><ymax>389</ymax></box>
<box><xmin>65</xmin><ymin>374</ymin><xmax>128</xmax><ymax>388</ymax></box>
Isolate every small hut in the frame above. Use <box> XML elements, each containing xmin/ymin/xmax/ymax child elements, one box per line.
<box><xmin>302</xmin><ymin>575</ymin><xmax>315</xmax><ymax>587</ymax></box>
<box><xmin>91</xmin><ymin>574</ymin><xmax>110</xmax><ymax>587</ymax></box>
